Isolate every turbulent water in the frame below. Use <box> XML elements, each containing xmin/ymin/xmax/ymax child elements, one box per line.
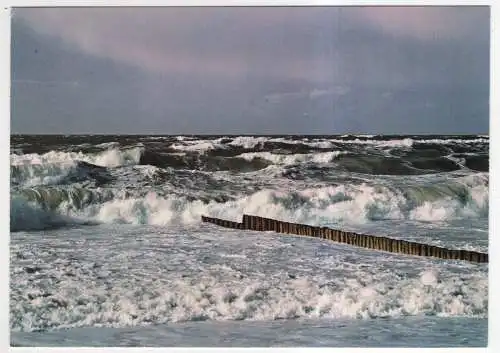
<box><xmin>10</xmin><ymin>134</ymin><xmax>489</xmax><ymax>347</ymax></box>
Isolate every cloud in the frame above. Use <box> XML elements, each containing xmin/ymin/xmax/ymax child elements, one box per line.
<box><xmin>264</xmin><ymin>86</ymin><xmax>350</xmax><ymax>103</ymax></box>
<box><xmin>13</xmin><ymin>6</ymin><xmax>489</xmax><ymax>83</ymax></box>
<box><xmin>12</xmin><ymin>7</ymin><xmax>336</xmax><ymax>80</ymax></box>
<box><xmin>353</xmin><ymin>6</ymin><xmax>489</xmax><ymax>41</ymax></box>
<box><xmin>11</xmin><ymin>6</ymin><xmax>489</xmax><ymax>134</ymax></box>
<box><xmin>12</xmin><ymin>79</ymin><xmax>80</xmax><ymax>87</ymax></box>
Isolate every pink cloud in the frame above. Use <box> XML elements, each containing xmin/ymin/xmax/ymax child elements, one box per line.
<box><xmin>353</xmin><ymin>6</ymin><xmax>488</xmax><ymax>40</ymax></box>
<box><xmin>13</xmin><ymin>6</ymin><xmax>487</xmax><ymax>80</ymax></box>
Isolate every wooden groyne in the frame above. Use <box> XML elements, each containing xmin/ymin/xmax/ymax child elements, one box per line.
<box><xmin>201</xmin><ymin>214</ymin><xmax>488</xmax><ymax>264</ymax></box>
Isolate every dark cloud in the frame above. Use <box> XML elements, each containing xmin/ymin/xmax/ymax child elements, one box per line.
<box><xmin>11</xmin><ymin>6</ymin><xmax>490</xmax><ymax>134</ymax></box>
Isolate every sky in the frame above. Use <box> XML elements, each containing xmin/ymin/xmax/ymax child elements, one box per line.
<box><xmin>10</xmin><ymin>6</ymin><xmax>490</xmax><ymax>134</ymax></box>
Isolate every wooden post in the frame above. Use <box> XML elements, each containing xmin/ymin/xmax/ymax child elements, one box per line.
<box><xmin>273</xmin><ymin>219</ymin><xmax>279</xmax><ymax>232</ymax></box>
<box><xmin>471</xmin><ymin>252</ymin><xmax>479</xmax><ymax>263</ymax></box>
<box><xmin>331</xmin><ymin>230</ymin><xmax>337</xmax><ymax>242</ymax></box>
<box><xmin>396</xmin><ymin>240</ymin><xmax>402</xmax><ymax>253</ymax></box>
<box><xmin>379</xmin><ymin>237</ymin><xmax>385</xmax><ymax>251</ymax></box>
<box><xmin>380</xmin><ymin>237</ymin><xmax>389</xmax><ymax>251</ymax></box>
<box><xmin>387</xmin><ymin>238</ymin><xmax>394</xmax><ymax>252</ymax></box>
<box><xmin>429</xmin><ymin>246</ymin><xmax>436</xmax><ymax>258</ymax></box>
<box><xmin>412</xmin><ymin>243</ymin><xmax>420</xmax><ymax>256</ymax></box>
<box><xmin>377</xmin><ymin>237</ymin><xmax>384</xmax><ymax>250</ymax></box>
<box><xmin>432</xmin><ymin>246</ymin><xmax>440</xmax><ymax>259</ymax></box>
<box><xmin>247</xmin><ymin>215</ymin><xmax>253</xmax><ymax>230</ymax></box>
<box><xmin>360</xmin><ymin>234</ymin><xmax>366</xmax><ymax>248</ymax></box>
<box><xmin>438</xmin><ymin>247</ymin><xmax>446</xmax><ymax>259</ymax></box>
<box><xmin>367</xmin><ymin>235</ymin><xmax>373</xmax><ymax>249</ymax></box>
<box><xmin>386</xmin><ymin>238</ymin><xmax>391</xmax><ymax>252</ymax></box>
<box><xmin>464</xmin><ymin>251</ymin><xmax>473</xmax><ymax>262</ymax></box>
<box><xmin>406</xmin><ymin>241</ymin><xmax>412</xmax><ymax>255</ymax></box>
<box><xmin>254</xmin><ymin>217</ymin><xmax>260</xmax><ymax>230</ymax></box>
<box><xmin>407</xmin><ymin>241</ymin><xmax>414</xmax><ymax>255</ymax></box>
<box><xmin>242</xmin><ymin>215</ymin><xmax>249</xmax><ymax>229</ymax></box>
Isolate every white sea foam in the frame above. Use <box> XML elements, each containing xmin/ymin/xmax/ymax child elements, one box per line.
<box><xmin>228</xmin><ymin>136</ymin><xmax>269</xmax><ymax>149</ymax></box>
<box><xmin>238</xmin><ymin>151</ymin><xmax>345</xmax><ymax>165</ymax></box>
<box><xmin>153</xmin><ymin>136</ymin><xmax>489</xmax><ymax>153</ymax></box>
<box><xmin>10</xmin><ymin>225</ymin><xmax>488</xmax><ymax>332</ymax></box>
<box><xmin>11</xmin><ymin>161</ymin><xmax>79</xmax><ymax>187</ymax></box>
<box><xmin>170</xmin><ymin>141</ymin><xmax>223</xmax><ymax>152</ymax></box>
<box><xmin>13</xmin><ymin>174</ymin><xmax>479</xmax><ymax>230</ymax></box>
<box><xmin>11</xmin><ymin>147</ymin><xmax>144</xmax><ymax>168</ymax></box>
<box><xmin>10</xmin><ymin>171</ymin><xmax>488</xmax><ymax>233</ymax></box>
<box><xmin>420</xmin><ymin>270</ymin><xmax>439</xmax><ymax>286</ymax></box>
<box><xmin>10</xmin><ymin>147</ymin><xmax>144</xmax><ymax>188</ymax></box>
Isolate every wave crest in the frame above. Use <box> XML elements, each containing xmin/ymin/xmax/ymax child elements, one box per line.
<box><xmin>10</xmin><ymin>172</ymin><xmax>487</xmax><ymax>231</ymax></box>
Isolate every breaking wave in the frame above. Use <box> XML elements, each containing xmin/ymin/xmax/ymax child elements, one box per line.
<box><xmin>11</xmin><ymin>147</ymin><xmax>144</xmax><ymax>169</ymax></box>
<box><xmin>9</xmin><ymin>135</ymin><xmax>489</xmax><ymax>231</ymax></box>
<box><xmin>10</xmin><ymin>172</ymin><xmax>488</xmax><ymax>231</ymax></box>
<box><xmin>238</xmin><ymin>151</ymin><xmax>346</xmax><ymax>165</ymax></box>
<box><xmin>10</xmin><ymin>196</ymin><xmax>93</xmax><ymax>232</ymax></box>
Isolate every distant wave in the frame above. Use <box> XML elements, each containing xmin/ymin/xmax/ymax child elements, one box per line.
<box><xmin>9</xmin><ymin>135</ymin><xmax>489</xmax><ymax>231</ymax></box>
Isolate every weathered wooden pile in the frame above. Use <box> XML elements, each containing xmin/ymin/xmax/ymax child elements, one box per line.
<box><xmin>201</xmin><ymin>214</ymin><xmax>488</xmax><ymax>263</ymax></box>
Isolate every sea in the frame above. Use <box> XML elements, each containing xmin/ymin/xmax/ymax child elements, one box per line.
<box><xmin>9</xmin><ymin>134</ymin><xmax>489</xmax><ymax>347</ymax></box>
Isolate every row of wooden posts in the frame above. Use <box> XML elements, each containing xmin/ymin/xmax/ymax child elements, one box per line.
<box><xmin>201</xmin><ymin>214</ymin><xmax>488</xmax><ymax>264</ymax></box>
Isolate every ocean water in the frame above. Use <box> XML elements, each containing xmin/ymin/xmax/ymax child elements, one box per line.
<box><xmin>10</xmin><ymin>134</ymin><xmax>489</xmax><ymax>347</ymax></box>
